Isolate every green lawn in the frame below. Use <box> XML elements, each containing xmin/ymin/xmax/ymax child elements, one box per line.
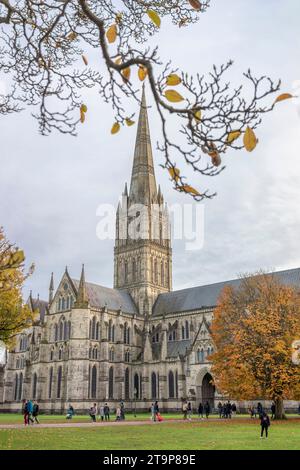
<box><xmin>0</xmin><ymin>416</ymin><xmax>300</xmax><ymax>450</ymax></box>
<box><xmin>0</xmin><ymin>412</ymin><xmax>184</xmax><ymax>425</ymax></box>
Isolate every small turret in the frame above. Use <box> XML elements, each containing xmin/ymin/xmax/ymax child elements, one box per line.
<box><xmin>74</xmin><ymin>264</ymin><xmax>89</xmax><ymax>309</ymax></box>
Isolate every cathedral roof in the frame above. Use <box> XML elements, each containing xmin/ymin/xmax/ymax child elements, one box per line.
<box><xmin>72</xmin><ymin>279</ymin><xmax>138</xmax><ymax>315</ymax></box>
<box><xmin>152</xmin><ymin>267</ymin><xmax>300</xmax><ymax>317</ymax></box>
<box><xmin>27</xmin><ymin>296</ymin><xmax>48</xmax><ymax>322</ymax></box>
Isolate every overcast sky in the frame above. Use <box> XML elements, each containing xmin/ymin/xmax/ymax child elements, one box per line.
<box><xmin>1</xmin><ymin>0</ymin><xmax>300</xmax><ymax>307</ymax></box>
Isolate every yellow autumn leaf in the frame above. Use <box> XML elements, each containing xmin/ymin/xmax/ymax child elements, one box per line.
<box><xmin>274</xmin><ymin>93</ymin><xmax>293</xmax><ymax>104</ymax></box>
<box><xmin>116</xmin><ymin>13</ymin><xmax>123</xmax><ymax>24</ymax></box>
<box><xmin>122</xmin><ymin>67</ymin><xmax>131</xmax><ymax>82</ymax></box>
<box><xmin>115</xmin><ymin>57</ymin><xmax>122</xmax><ymax>65</ymax></box>
<box><xmin>138</xmin><ymin>66</ymin><xmax>148</xmax><ymax>81</ymax></box>
<box><xmin>189</xmin><ymin>0</ymin><xmax>202</xmax><ymax>10</ymax></box>
<box><xmin>10</xmin><ymin>250</ymin><xmax>25</xmax><ymax>266</ymax></box>
<box><xmin>211</xmin><ymin>153</ymin><xmax>222</xmax><ymax>167</ymax></box>
<box><xmin>168</xmin><ymin>167</ymin><xmax>180</xmax><ymax>182</ymax></box>
<box><xmin>125</xmin><ymin>118</ymin><xmax>135</xmax><ymax>127</ymax></box>
<box><xmin>227</xmin><ymin>130</ymin><xmax>242</xmax><ymax>144</ymax></box>
<box><xmin>166</xmin><ymin>74</ymin><xmax>182</xmax><ymax>86</ymax></box>
<box><xmin>164</xmin><ymin>89</ymin><xmax>184</xmax><ymax>103</ymax></box>
<box><xmin>244</xmin><ymin>126</ymin><xmax>257</xmax><ymax>152</ymax></box>
<box><xmin>82</xmin><ymin>55</ymin><xmax>88</xmax><ymax>66</ymax></box>
<box><xmin>67</xmin><ymin>31</ymin><xmax>77</xmax><ymax>41</ymax></box>
<box><xmin>194</xmin><ymin>110</ymin><xmax>202</xmax><ymax>122</ymax></box>
<box><xmin>181</xmin><ymin>185</ymin><xmax>201</xmax><ymax>196</ymax></box>
<box><xmin>80</xmin><ymin>110</ymin><xmax>85</xmax><ymax>123</ymax></box>
<box><xmin>111</xmin><ymin>122</ymin><xmax>120</xmax><ymax>134</ymax></box>
<box><xmin>106</xmin><ymin>24</ymin><xmax>117</xmax><ymax>44</ymax></box>
<box><xmin>80</xmin><ymin>104</ymin><xmax>87</xmax><ymax>113</ymax></box>
<box><xmin>147</xmin><ymin>9</ymin><xmax>161</xmax><ymax>28</ymax></box>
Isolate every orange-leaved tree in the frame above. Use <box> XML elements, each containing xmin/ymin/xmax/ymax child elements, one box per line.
<box><xmin>211</xmin><ymin>272</ymin><xmax>300</xmax><ymax>419</ymax></box>
<box><xmin>0</xmin><ymin>227</ymin><xmax>35</xmax><ymax>347</ymax></box>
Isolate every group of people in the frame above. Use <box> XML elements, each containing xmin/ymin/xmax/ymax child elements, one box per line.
<box><xmin>150</xmin><ymin>401</ymin><xmax>163</xmax><ymax>422</ymax></box>
<box><xmin>22</xmin><ymin>399</ymin><xmax>40</xmax><ymax>425</ymax></box>
<box><xmin>217</xmin><ymin>401</ymin><xmax>237</xmax><ymax>419</ymax></box>
<box><xmin>87</xmin><ymin>402</ymin><xmax>125</xmax><ymax>422</ymax></box>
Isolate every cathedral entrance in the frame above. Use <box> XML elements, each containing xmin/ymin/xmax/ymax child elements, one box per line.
<box><xmin>201</xmin><ymin>373</ymin><xmax>215</xmax><ymax>409</ymax></box>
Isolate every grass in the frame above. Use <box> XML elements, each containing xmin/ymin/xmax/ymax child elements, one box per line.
<box><xmin>0</xmin><ymin>414</ymin><xmax>300</xmax><ymax>450</ymax></box>
<box><xmin>0</xmin><ymin>412</ymin><xmax>184</xmax><ymax>425</ymax></box>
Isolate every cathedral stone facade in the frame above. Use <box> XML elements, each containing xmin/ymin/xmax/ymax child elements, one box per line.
<box><xmin>1</xmin><ymin>90</ymin><xmax>300</xmax><ymax>413</ymax></box>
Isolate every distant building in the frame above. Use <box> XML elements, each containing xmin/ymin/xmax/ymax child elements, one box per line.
<box><xmin>1</xmin><ymin>90</ymin><xmax>299</xmax><ymax>413</ymax></box>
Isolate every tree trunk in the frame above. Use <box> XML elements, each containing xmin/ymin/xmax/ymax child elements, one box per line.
<box><xmin>274</xmin><ymin>397</ymin><xmax>286</xmax><ymax>420</ymax></box>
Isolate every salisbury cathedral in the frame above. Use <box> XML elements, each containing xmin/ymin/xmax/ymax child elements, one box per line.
<box><xmin>0</xmin><ymin>90</ymin><xmax>299</xmax><ymax>413</ymax></box>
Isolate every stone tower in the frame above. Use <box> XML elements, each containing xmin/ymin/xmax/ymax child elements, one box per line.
<box><xmin>114</xmin><ymin>87</ymin><xmax>172</xmax><ymax>316</ymax></box>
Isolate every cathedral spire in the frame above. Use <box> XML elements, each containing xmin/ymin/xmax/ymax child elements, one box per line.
<box><xmin>129</xmin><ymin>86</ymin><xmax>157</xmax><ymax>204</ymax></box>
<box><xmin>75</xmin><ymin>264</ymin><xmax>89</xmax><ymax>309</ymax></box>
<box><xmin>49</xmin><ymin>272</ymin><xmax>54</xmax><ymax>304</ymax></box>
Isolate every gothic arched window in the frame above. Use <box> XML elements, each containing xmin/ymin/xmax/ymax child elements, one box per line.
<box><xmin>108</xmin><ymin>367</ymin><xmax>114</xmax><ymax>399</ymax></box>
<box><xmin>91</xmin><ymin>316</ymin><xmax>96</xmax><ymax>340</ymax></box>
<box><xmin>123</xmin><ymin>323</ymin><xmax>127</xmax><ymax>344</ymax></box>
<box><xmin>134</xmin><ymin>373</ymin><xmax>140</xmax><ymax>399</ymax></box>
<box><xmin>91</xmin><ymin>365</ymin><xmax>97</xmax><ymax>399</ymax></box>
<box><xmin>200</xmin><ymin>349</ymin><xmax>204</xmax><ymax>363</ymax></box>
<box><xmin>161</xmin><ymin>261</ymin><xmax>164</xmax><ymax>286</ymax></box>
<box><xmin>59</xmin><ymin>319</ymin><xmax>64</xmax><ymax>341</ymax></box>
<box><xmin>132</xmin><ymin>259</ymin><xmax>136</xmax><ymax>282</ymax></box>
<box><xmin>151</xmin><ymin>372</ymin><xmax>157</xmax><ymax>399</ymax></box>
<box><xmin>175</xmin><ymin>371</ymin><xmax>178</xmax><ymax>398</ymax></box>
<box><xmin>57</xmin><ymin>366</ymin><xmax>62</xmax><ymax>398</ymax></box>
<box><xmin>14</xmin><ymin>374</ymin><xmax>18</xmax><ymax>401</ymax></box>
<box><xmin>111</xmin><ymin>325</ymin><xmax>115</xmax><ymax>343</ymax></box>
<box><xmin>185</xmin><ymin>321</ymin><xmax>189</xmax><ymax>339</ymax></box>
<box><xmin>59</xmin><ymin>347</ymin><xmax>63</xmax><ymax>360</ymax></box>
<box><xmin>154</xmin><ymin>259</ymin><xmax>158</xmax><ymax>284</ymax></box>
<box><xmin>32</xmin><ymin>373</ymin><xmax>38</xmax><ymax>399</ymax></box>
<box><xmin>18</xmin><ymin>373</ymin><xmax>23</xmax><ymax>401</ymax></box>
<box><xmin>96</xmin><ymin>322</ymin><xmax>100</xmax><ymax>340</ymax></box>
<box><xmin>49</xmin><ymin>367</ymin><xmax>53</xmax><ymax>399</ymax></box>
<box><xmin>63</xmin><ymin>320</ymin><xmax>68</xmax><ymax>340</ymax></box>
<box><xmin>125</xmin><ymin>368</ymin><xmax>130</xmax><ymax>400</ymax></box>
<box><xmin>168</xmin><ymin>371</ymin><xmax>175</xmax><ymax>399</ymax></box>
<box><xmin>125</xmin><ymin>261</ymin><xmax>128</xmax><ymax>283</ymax></box>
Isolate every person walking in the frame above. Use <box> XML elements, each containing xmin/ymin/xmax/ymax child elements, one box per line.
<box><xmin>27</xmin><ymin>399</ymin><xmax>34</xmax><ymax>425</ymax></box>
<box><xmin>22</xmin><ymin>399</ymin><xmax>29</xmax><ymax>426</ymax></box>
<box><xmin>260</xmin><ymin>412</ymin><xmax>271</xmax><ymax>439</ymax></box>
<box><xmin>150</xmin><ymin>403</ymin><xmax>156</xmax><ymax>422</ymax></box>
<box><xmin>120</xmin><ymin>401</ymin><xmax>125</xmax><ymax>420</ymax></box>
<box><xmin>182</xmin><ymin>401</ymin><xmax>188</xmax><ymax>420</ymax></box>
<box><xmin>89</xmin><ymin>403</ymin><xmax>97</xmax><ymax>422</ymax></box>
<box><xmin>257</xmin><ymin>402</ymin><xmax>263</xmax><ymax>418</ymax></box>
<box><xmin>104</xmin><ymin>403</ymin><xmax>110</xmax><ymax>421</ymax></box>
<box><xmin>66</xmin><ymin>404</ymin><xmax>74</xmax><ymax>419</ymax></box>
<box><xmin>271</xmin><ymin>402</ymin><xmax>276</xmax><ymax>420</ymax></box>
<box><xmin>187</xmin><ymin>402</ymin><xmax>192</xmax><ymax>421</ymax></box>
<box><xmin>154</xmin><ymin>401</ymin><xmax>159</xmax><ymax>421</ymax></box>
<box><xmin>116</xmin><ymin>406</ymin><xmax>121</xmax><ymax>421</ymax></box>
<box><xmin>99</xmin><ymin>404</ymin><xmax>105</xmax><ymax>422</ymax></box>
<box><xmin>32</xmin><ymin>401</ymin><xmax>40</xmax><ymax>424</ymax></box>
<box><xmin>217</xmin><ymin>402</ymin><xmax>222</xmax><ymax>419</ymax></box>
<box><xmin>232</xmin><ymin>403</ymin><xmax>237</xmax><ymax>416</ymax></box>
<box><xmin>204</xmin><ymin>401</ymin><xmax>210</xmax><ymax>419</ymax></box>
<box><xmin>198</xmin><ymin>402</ymin><xmax>204</xmax><ymax>419</ymax></box>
